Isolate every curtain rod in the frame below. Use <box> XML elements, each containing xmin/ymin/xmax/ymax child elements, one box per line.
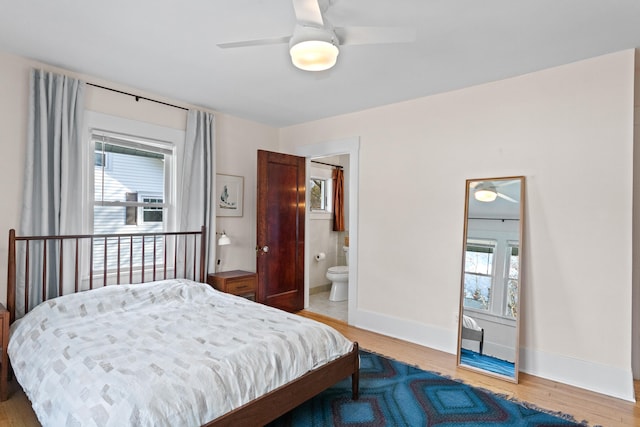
<box><xmin>87</xmin><ymin>83</ymin><xmax>189</xmax><ymax>111</ymax></box>
<box><xmin>311</xmin><ymin>160</ymin><xmax>343</xmax><ymax>169</ymax></box>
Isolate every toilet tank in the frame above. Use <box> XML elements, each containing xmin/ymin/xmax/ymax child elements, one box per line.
<box><xmin>343</xmin><ymin>246</ymin><xmax>349</xmax><ymax>266</ymax></box>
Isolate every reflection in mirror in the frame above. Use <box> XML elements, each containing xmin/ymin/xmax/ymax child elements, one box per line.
<box><xmin>457</xmin><ymin>176</ymin><xmax>524</xmax><ymax>383</ymax></box>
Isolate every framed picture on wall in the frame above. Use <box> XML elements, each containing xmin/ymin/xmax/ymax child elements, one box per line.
<box><xmin>216</xmin><ymin>174</ymin><xmax>244</xmax><ymax>217</ymax></box>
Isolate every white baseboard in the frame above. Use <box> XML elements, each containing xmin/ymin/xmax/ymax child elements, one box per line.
<box><xmin>351</xmin><ymin>308</ymin><xmax>636</xmax><ymax>402</ymax></box>
<box><xmin>483</xmin><ymin>341</ymin><xmax>516</xmax><ymax>362</ymax></box>
<box><xmin>520</xmin><ymin>347</ymin><xmax>636</xmax><ymax>402</ymax></box>
<box><xmin>351</xmin><ymin>308</ymin><xmax>457</xmax><ymax>357</ymax></box>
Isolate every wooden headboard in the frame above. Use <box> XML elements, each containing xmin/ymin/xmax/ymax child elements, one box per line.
<box><xmin>6</xmin><ymin>226</ymin><xmax>206</xmax><ymax>323</ymax></box>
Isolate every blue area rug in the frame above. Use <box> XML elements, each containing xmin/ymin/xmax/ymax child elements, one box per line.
<box><xmin>460</xmin><ymin>348</ymin><xmax>515</xmax><ymax>378</ymax></box>
<box><xmin>269</xmin><ymin>350</ymin><xmax>584</xmax><ymax>426</ymax></box>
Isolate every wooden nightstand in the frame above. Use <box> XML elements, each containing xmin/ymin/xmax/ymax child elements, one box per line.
<box><xmin>207</xmin><ymin>270</ymin><xmax>257</xmax><ymax>301</ymax></box>
<box><xmin>0</xmin><ymin>303</ymin><xmax>9</xmax><ymax>401</ymax></box>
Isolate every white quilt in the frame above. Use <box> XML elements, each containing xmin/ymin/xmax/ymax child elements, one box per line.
<box><xmin>9</xmin><ymin>279</ymin><xmax>354</xmax><ymax>427</ymax></box>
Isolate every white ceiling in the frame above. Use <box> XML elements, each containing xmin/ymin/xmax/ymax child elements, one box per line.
<box><xmin>1</xmin><ymin>0</ymin><xmax>639</xmax><ymax>127</ymax></box>
<box><xmin>468</xmin><ymin>179</ymin><xmax>521</xmax><ymax>220</ymax></box>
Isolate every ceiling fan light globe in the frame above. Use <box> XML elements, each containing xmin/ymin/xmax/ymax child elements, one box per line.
<box><xmin>474</xmin><ymin>189</ymin><xmax>498</xmax><ymax>202</ymax></box>
<box><xmin>290</xmin><ymin>40</ymin><xmax>339</xmax><ymax>71</ymax></box>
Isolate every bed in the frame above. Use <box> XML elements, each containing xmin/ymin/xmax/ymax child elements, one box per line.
<box><xmin>3</xmin><ymin>227</ymin><xmax>359</xmax><ymax>426</ymax></box>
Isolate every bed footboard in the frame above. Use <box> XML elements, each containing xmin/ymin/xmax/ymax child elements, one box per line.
<box><xmin>205</xmin><ymin>342</ymin><xmax>359</xmax><ymax>427</ymax></box>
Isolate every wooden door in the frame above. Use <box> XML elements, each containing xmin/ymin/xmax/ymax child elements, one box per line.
<box><xmin>256</xmin><ymin>150</ymin><xmax>305</xmax><ymax>311</ymax></box>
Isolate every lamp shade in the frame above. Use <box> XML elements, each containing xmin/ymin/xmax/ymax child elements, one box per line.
<box><xmin>217</xmin><ymin>231</ymin><xmax>231</xmax><ymax>246</ymax></box>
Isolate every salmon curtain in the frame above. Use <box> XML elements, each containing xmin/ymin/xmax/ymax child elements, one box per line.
<box><xmin>332</xmin><ymin>168</ymin><xmax>345</xmax><ymax>231</ymax></box>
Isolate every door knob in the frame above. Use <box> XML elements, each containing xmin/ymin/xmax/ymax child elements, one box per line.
<box><xmin>261</xmin><ymin>245</ymin><xmax>269</xmax><ymax>253</ymax></box>
<box><xmin>256</xmin><ymin>245</ymin><xmax>269</xmax><ymax>255</ymax></box>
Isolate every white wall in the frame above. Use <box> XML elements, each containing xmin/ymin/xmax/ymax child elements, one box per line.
<box><xmin>215</xmin><ymin>114</ymin><xmax>279</xmax><ymax>272</ymax></box>
<box><xmin>0</xmin><ymin>50</ymin><xmax>279</xmax><ymax>306</ymax></box>
<box><xmin>280</xmin><ymin>50</ymin><xmax>636</xmax><ymax>401</ymax></box>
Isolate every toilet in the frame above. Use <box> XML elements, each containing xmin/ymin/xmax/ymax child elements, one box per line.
<box><xmin>326</xmin><ymin>246</ymin><xmax>349</xmax><ymax>301</ymax></box>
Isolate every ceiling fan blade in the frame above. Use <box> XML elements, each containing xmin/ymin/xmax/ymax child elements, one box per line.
<box><xmin>217</xmin><ymin>35</ymin><xmax>291</xmax><ymax>49</ymax></box>
<box><xmin>495</xmin><ymin>180</ymin><xmax>518</xmax><ymax>188</ymax></box>
<box><xmin>497</xmin><ymin>192</ymin><xmax>518</xmax><ymax>203</ymax></box>
<box><xmin>334</xmin><ymin>26</ymin><xmax>416</xmax><ymax>46</ymax></box>
<box><xmin>292</xmin><ymin>0</ymin><xmax>324</xmax><ymax>27</ymax></box>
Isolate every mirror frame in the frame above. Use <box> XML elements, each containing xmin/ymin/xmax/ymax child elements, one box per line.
<box><xmin>456</xmin><ymin>176</ymin><xmax>525</xmax><ymax>383</ymax></box>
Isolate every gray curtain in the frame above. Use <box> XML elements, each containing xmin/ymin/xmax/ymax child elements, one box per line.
<box><xmin>178</xmin><ymin>110</ymin><xmax>216</xmax><ymax>277</ymax></box>
<box><xmin>18</xmin><ymin>69</ymin><xmax>85</xmax><ymax>314</ymax></box>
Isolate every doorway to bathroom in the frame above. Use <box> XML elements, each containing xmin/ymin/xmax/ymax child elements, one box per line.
<box><xmin>295</xmin><ymin>137</ymin><xmax>359</xmax><ymax>325</ymax></box>
<box><xmin>306</xmin><ymin>154</ymin><xmax>349</xmax><ymax>322</ymax></box>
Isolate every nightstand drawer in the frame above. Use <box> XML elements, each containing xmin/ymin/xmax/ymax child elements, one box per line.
<box><xmin>227</xmin><ymin>277</ymin><xmax>256</xmax><ymax>294</ymax></box>
<box><xmin>207</xmin><ymin>270</ymin><xmax>258</xmax><ymax>300</ymax></box>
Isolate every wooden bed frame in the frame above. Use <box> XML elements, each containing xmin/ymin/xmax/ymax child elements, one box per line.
<box><xmin>462</xmin><ymin>325</ymin><xmax>484</xmax><ymax>355</ymax></box>
<box><xmin>4</xmin><ymin>227</ymin><xmax>360</xmax><ymax>426</ymax></box>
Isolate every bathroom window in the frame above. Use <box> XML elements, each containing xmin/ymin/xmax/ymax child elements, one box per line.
<box><xmin>309</xmin><ymin>177</ymin><xmax>332</xmax><ymax>212</ymax></box>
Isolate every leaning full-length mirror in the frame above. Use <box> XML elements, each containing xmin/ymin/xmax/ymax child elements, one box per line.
<box><xmin>457</xmin><ymin>176</ymin><xmax>524</xmax><ymax>382</ymax></box>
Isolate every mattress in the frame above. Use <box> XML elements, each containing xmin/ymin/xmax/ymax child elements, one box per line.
<box><xmin>8</xmin><ymin>278</ymin><xmax>354</xmax><ymax>427</ymax></box>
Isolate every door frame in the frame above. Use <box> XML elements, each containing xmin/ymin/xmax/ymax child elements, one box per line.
<box><xmin>294</xmin><ymin>137</ymin><xmax>359</xmax><ymax>325</ymax></box>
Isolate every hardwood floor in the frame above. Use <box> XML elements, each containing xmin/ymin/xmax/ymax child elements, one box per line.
<box><xmin>1</xmin><ymin>311</ymin><xmax>638</xmax><ymax>426</ymax></box>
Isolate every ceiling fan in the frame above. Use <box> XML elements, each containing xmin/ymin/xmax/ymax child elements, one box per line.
<box><xmin>217</xmin><ymin>0</ymin><xmax>416</xmax><ymax>71</ymax></box>
<box><xmin>470</xmin><ymin>181</ymin><xmax>519</xmax><ymax>203</ymax></box>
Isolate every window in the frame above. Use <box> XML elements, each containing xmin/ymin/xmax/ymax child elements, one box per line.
<box><xmin>310</xmin><ymin>177</ymin><xmax>333</xmax><ymax>214</ymax></box>
<box><xmin>463</xmin><ymin>240</ymin><xmax>496</xmax><ymax>311</ymax></box>
<box><xmin>84</xmin><ymin>111</ymin><xmax>185</xmax><ymax>275</ymax></box>
<box><xmin>93</xmin><ymin>133</ymin><xmax>171</xmax><ymax>235</ymax></box>
<box><xmin>310</xmin><ymin>178</ymin><xmax>327</xmax><ymax>211</ymax></box>
<box><xmin>94</xmin><ymin>152</ymin><xmax>106</xmax><ymax>167</ymax></box>
<box><xmin>125</xmin><ymin>192</ymin><xmax>138</xmax><ymax>225</ymax></box>
<box><xmin>92</xmin><ymin>132</ymin><xmax>173</xmax><ymax>271</ymax></box>
<box><xmin>142</xmin><ymin>196</ymin><xmax>164</xmax><ymax>223</ymax></box>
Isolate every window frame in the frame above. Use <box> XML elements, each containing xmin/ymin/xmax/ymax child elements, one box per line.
<box><xmin>83</xmin><ymin>111</ymin><xmax>185</xmax><ymax>235</ymax></box>
<box><xmin>308</xmin><ymin>162</ymin><xmax>335</xmax><ymax>220</ymax></box>
<box><xmin>309</xmin><ymin>176</ymin><xmax>333</xmax><ymax>213</ymax></box>
<box><xmin>92</xmin><ymin>132</ymin><xmax>173</xmax><ymax>232</ymax></box>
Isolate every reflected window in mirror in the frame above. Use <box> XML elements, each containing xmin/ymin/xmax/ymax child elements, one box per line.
<box><xmin>464</xmin><ymin>236</ymin><xmax>518</xmax><ymax>319</ymax></box>
<box><xmin>506</xmin><ymin>243</ymin><xmax>519</xmax><ymax>318</ymax></box>
<box><xmin>463</xmin><ymin>240</ymin><xmax>496</xmax><ymax>311</ymax></box>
